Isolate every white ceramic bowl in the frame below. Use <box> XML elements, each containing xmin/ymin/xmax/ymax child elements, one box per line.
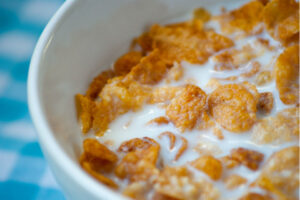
<box><xmin>28</xmin><ymin>0</ymin><xmax>246</xmax><ymax>199</ymax></box>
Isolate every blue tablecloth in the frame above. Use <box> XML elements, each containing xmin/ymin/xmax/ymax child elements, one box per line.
<box><xmin>0</xmin><ymin>0</ymin><xmax>65</xmax><ymax>199</ymax></box>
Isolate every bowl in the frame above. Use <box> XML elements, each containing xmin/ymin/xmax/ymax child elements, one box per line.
<box><xmin>28</xmin><ymin>0</ymin><xmax>247</xmax><ymax>199</ymax></box>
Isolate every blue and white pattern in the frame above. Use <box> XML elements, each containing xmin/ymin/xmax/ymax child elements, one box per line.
<box><xmin>0</xmin><ymin>0</ymin><xmax>65</xmax><ymax>199</ymax></box>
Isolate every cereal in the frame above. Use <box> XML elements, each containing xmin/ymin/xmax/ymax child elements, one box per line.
<box><xmin>274</xmin><ymin>44</ymin><xmax>299</xmax><ymax>105</ymax></box>
<box><xmin>137</xmin><ymin>24</ymin><xmax>233</xmax><ymax>64</ymax></box>
<box><xmin>81</xmin><ymin>162</ymin><xmax>118</xmax><ymax>188</ymax></box>
<box><xmin>208</xmin><ymin>84</ymin><xmax>257</xmax><ymax>133</ymax></box>
<box><xmin>194</xmin><ymin>140</ymin><xmax>223</xmax><ymax>156</ymax></box>
<box><xmin>216</xmin><ymin>1</ymin><xmax>264</xmax><ymax>35</ymax></box>
<box><xmin>255</xmin><ymin>146</ymin><xmax>299</xmax><ymax>199</ymax></box>
<box><xmin>230</xmin><ymin>148</ymin><xmax>264</xmax><ymax>170</ymax></box>
<box><xmin>166</xmin><ymin>84</ymin><xmax>207</xmax><ymax>132</ymax></box>
<box><xmin>158</xmin><ymin>131</ymin><xmax>176</xmax><ymax>150</ymax></box>
<box><xmin>262</xmin><ymin>0</ymin><xmax>299</xmax><ymax>45</ymax></box>
<box><xmin>150</xmin><ymin>86</ymin><xmax>183</xmax><ymax>104</ymax></box>
<box><xmin>224</xmin><ymin>174</ymin><xmax>247</xmax><ymax>189</ymax></box>
<box><xmin>76</xmin><ymin>1</ymin><xmax>299</xmax><ymax>199</ymax></box>
<box><xmin>239</xmin><ymin>193</ymin><xmax>273</xmax><ymax>200</ymax></box>
<box><xmin>118</xmin><ymin>137</ymin><xmax>158</xmax><ymax>153</ymax></box>
<box><xmin>85</xmin><ymin>69</ymin><xmax>115</xmax><ymax>99</ymax></box>
<box><xmin>174</xmin><ymin>136</ymin><xmax>188</xmax><ymax>161</ymax></box>
<box><xmin>126</xmin><ymin>49</ymin><xmax>170</xmax><ymax>85</ymax></box>
<box><xmin>252</xmin><ymin>107</ymin><xmax>299</xmax><ymax>144</ymax></box>
<box><xmin>115</xmin><ymin>144</ymin><xmax>160</xmax><ymax>182</ymax></box>
<box><xmin>213</xmin><ymin>45</ymin><xmax>258</xmax><ymax>71</ymax></box>
<box><xmin>257</xmin><ymin>92</ymin><xmax>274</xmax><ymax>114</ymax></box>
<box><xmin>93</xmin><ymin>77</ymin><xmax>152</xmax><ymax>135</ymax></box>
<box><xmin>255</xmin><ymin>71</ymin><xmax>273</xmax><ymax>86</ymax></box>
<box><xmin>114</xmin><ymin>51</ymin><xmax>143</xmax><ymax>76</ymax></box>
<box><xmin>190</xmin><ymin>155</ymin><xmax>223</xmax><ymax>180</ymax></box>
<box><xmin>75</xmin><ymin>94</ymin><xmax>95</xmax><ymax>133</ymax></box>
<box><xmin>154</xmin><ymin>167</ymin><xmax>199</xmax><ymax>200</ymax></box>
<box><xmin>147</xmin><ymin>117</ymin><xmax>170</xmax><ymax>126</ymax></box>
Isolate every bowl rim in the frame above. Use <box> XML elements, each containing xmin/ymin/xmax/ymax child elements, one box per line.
<box><xmin>27</xmin><ymin>1</ymin><xmax>128</xmax><ymax>199</ymax></box>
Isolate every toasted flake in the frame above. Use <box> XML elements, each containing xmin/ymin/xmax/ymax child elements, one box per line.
<box><xmin>257</xmin><ymin>92</ymin><xmax>274</xmax><ymax>114</ymax></box>
<box><xmin>114</xmin><ymin>51</ymin><xmax>143</xmax><ymax>76</ymax></box>
<box><xmin>174</xmin><ymin>136</ymin><xmax>188</xmax><ymax>161</ymax></box>
<box><xmin>85</xmin><ymin>69</ymin><xmax>115</xmax><ymax>99</ymax></box>
<box><xmin>252</xmin><ymin>107</ymin><xmax>299</xmax><ymax>144</ymax></box>
<box><xmin>166</xmin><ymin>84</ymin><xmax>207</xmax><ymax>132</ymax></box>
<box><xmin>217</xmin><ymin>1</ymin><xmax>264</xmax><ymax>35</ymax></box>
<box><xmin>224</xmin><ymin>174</ymin><xmax>247</xmax><ymax>189</ymax></box>
<box><xmin>208</xmin><ymin>84</ymin><xmax>257</xmax><ymax>133</ymax></box>
<box><xmin>255</xmin><ymin>146</ymin><xmax>299</xmax><ymax>199</ymax></box>
<box><xmin>262</xmin><ymin>0</ymin><xmax>299</xmax><ymax>45</ymax></box>
<box><xmin>75</xmin><ymin>94</ymin><xmax>95</xmax><ymax>133</ymax></box>
<box><xmin>159</xmin><ymin>131</ymin><xmax>176</xmax><ymax>150</ymax></box>
<box><xmin>190</xmin><ymin>155</ymin><xmax>223</xmax><ymax>180</ymax></box>
<box><xmin>275</xmin><ymin>44</ymin><xmax>299</xmax><ymax>104</ymax></box>
<box><xmin>239</xmin><ymin>193</ymin><xmax>273</xmax><ymax>200</ymax></box>
<box><xmin>118</xmin><ymin>137</ymin><xmax>158</xmax><ymax>153</ymax></box>
<box><xmin>255</xmin><ymin>71</ymin><xmax>273</xmax><ymax>86</ymax></box>
<box><xmin>81</xmin><ymin>162</ymin><xmax>118</xmax><ymax>188</ymax></box>
<box><xmin>230</xmin><ymin>148</ymin><xmax>264</xmax><ymax>170</ymax></box>
<box><xmin>148</xmin><ymin>117</ymin><xmax>170</xmax><ymax>126</ymax></box>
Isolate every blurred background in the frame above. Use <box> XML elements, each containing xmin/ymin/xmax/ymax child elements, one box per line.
<box><xmin>0</xmin><ymin>0</ymin><xmax>65</xmax><ymax>199</ymax></box>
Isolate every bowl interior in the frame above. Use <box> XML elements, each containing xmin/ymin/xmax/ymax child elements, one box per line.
<box><xmin>33</xmin><ymin>0</ymin><xmax>248</xmax><ymax>198</ymax></box>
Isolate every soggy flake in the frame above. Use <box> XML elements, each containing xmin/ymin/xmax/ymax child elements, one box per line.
<box><xmin>190</xmin><ymin>155</ymin><xmax>223</xmax><ymax>180</ymax></box>
<box><xmin>275</xmin><ymin>44</ymin><xmax>299</xmax><ymax>105</ymax></box>
<box><xmin>252</xmin><ymin>107</ymin><xmax>299</xmax><ymax>144</ymax></box>
<box><xmin>255</xmin><ymin>146</ymin><xmax>299</xmax><ymax>200</ymax></box>
<box><xmin>75</xmin><ymin>94</ymin><xmax>95</xmax><ymax>133</ymax></box>
<box><xmin>216</xmin><ymin>1</ymin><xmax>264</xmax><ymax>35</ymax></box>
<box><xmin>114</xmin><ymin>51</ymin><xmax>143</xmax><ymax>76</ymax></box>
<box><xmin>166</xmin><ymin>84</ymin><xmax>207</xmax><ymax>132</ymax></box>
<box><xmin>208</xmin><ymin>84</ymin><xmax>257</xmax><ymax>133</ymax></box>
<box><xmin>262</xmin><ymin>0</ymin><xmax>299</xmax><ymax>45</ymax></box>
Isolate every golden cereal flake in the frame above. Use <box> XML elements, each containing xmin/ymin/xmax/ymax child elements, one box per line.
<box><xmin>75</xmin><ymin>94</ymin><xmax>95</xmax><ymax>133</ymax></box>
<box><xmin>81</xmin><ymin>162</ymin><xmax>118</xmax><ymax>189</ymax></box>
<box><xmin>154</xmin><ymin>167</ymin><xmax>209</xmax><ymax>200</ymax></box>
<box><xmin>224</xmin><ymin>174</ymin><xmax>247</xmax><ymax>190</ymax></box>
<box><xmin>137</xmin><ymin>24</ymin><xmax>233</xmax><ymax>65</ymax></box>
<box><xmin>126</xmin><ymin>49</ymin><xmax>170</xmax><ymax>85</ymax></box>
<box><xmin>255</xmin><ymin>71</ymin><xmax>273</xmax><ymax>86</ymax></box>
<box><xmin>159</xmin><ymin>131</ymin><xmax>176</xmax><ymax>150</ymax></box>
<box><xmin>257</xmin><ymin>92</ymin><xmax>274</xmax><ymax>114</ymax></box>
<box><xmin>174</xmin><ymin>136</ymin><xmax>188</xmax><ymax>161</ymax></box>
<box><xmin>166</xmin><ymin>84</ymin><xmax>207</xmax><ymax>132</ymax></box>
<box><xmin>190</xmin><ymin>155</ymin><xmax>223</xmax><ymax>181</ymax></box>
<box><xmin>165</xmin><ymin>62</ymin><xmax>184</xmax><ymax>83</ymax></box>
<box><xmin>262</xmin><ymin>0</ymin><xmax>299</xmax><ymax>45</ymax></box>
<box><xmin>255</xmin><ymin>146</ymin><xmax>299</xmax><ymax>200</ymax></box>
<box><xmin>114</xmin><ymin>51</ymin><xmax>143</xmax><ymax>76</ymax></box>
<box><xmin>150</xmin><ymin>86</ymin><xmax>183</xmax><ymax>104</ymax></box>
<box><xmin>230</xmin><ymin>148</ymin><xmax>264</xmax><ymax>171</ymax></box>
<box><xmin>123</xmin><ymin>181</ymin><xmax>152</xmax><ymax>200</ymax></box>
<box><xmin>216</xmin><ymin>1</ymin><xmax>264</xmax><ymax>35</ymax></box>
<box><xmin>115</xmin><ymin>140</ymin><xmax>160</xmax><ymax>182</ymax></box>
<box><xmin>213</xmin><ymin>45</ymin><xmax>258</xmax><ymax>71</ymax></box>
<box><xmin>239</xmin><ymin>193</ymin><xmax>273</xmax><ymax>200</ymax></box>
<box><xmin>93</xmin><ymin>77</ymin><xmax>152</xmax><ymax>135</ymax></box>
<box><xmin>118</xmin><ymin>137</ymin><xmax>158</xmax><ymax>153</ymax></box>
<box><xmin>275</xmin><ymin>44</ymin><xmax>299</xmax><ymax>105</ymax></box>
<box><xmin>208</xmin><ymin>84</ymin><xmax>257</xmax><ymax>133</ymax></box>
<box><xmin>252</xmin><ymin>107</ymin><xmax>299</xmax><ymax>144</ymax></box>
<box><xmin>147</xmin><ymin>116</ymin><xmax>170</xmax><ymax>126</ymax></box>
<box><xmin>85</xmin><ymin>69</ymin><xmax>115</xmax><ymax>99</ymax></box>
<box><xmin>194</xmin><ymin>140</ymin><xmax>223</xmax><ymax>156</ymax></box>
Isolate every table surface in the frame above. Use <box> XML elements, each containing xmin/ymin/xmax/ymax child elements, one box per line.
<box><xmin>0</xmin><ymin>0</ymin><xmax>65</xmax><ymax>199</ymax></box>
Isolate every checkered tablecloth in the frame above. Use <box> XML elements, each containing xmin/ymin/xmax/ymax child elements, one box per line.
<box><xmin>0</xmin><ymin>0</ymin><xmax>65</xmax><ymax>199</ymax></box>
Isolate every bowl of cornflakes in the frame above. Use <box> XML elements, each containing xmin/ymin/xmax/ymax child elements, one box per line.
<box><xmin>28</xmin><ymin>0</ymin><xmax>299</xmax><ymax>199</ymax></box>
